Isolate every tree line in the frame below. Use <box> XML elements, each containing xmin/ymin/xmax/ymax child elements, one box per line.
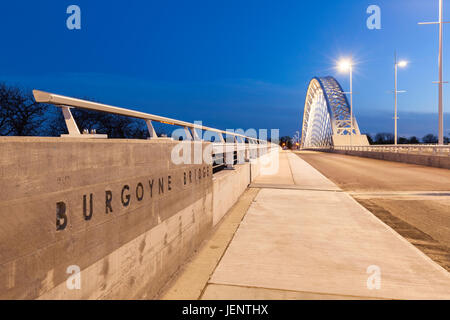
<box><xmin>0</xmin><ymin>83</ymin><xmax>159</xmax><ymax>139</ymax></box>
<box><xmin>365</xmin><ymin>132</ymin><xmax>450</xmax><ymax>145</ymax></box>
<box><xmin>280</xmin><ymin>132</ymin><xmax>450</xmax><ymax>148</ymax></box>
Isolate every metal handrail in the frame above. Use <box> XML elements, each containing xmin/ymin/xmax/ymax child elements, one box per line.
<box><xmin>331</xmin><ymin>144</ymin><xmax>450</xmax><ymax>156</ymax></box>
<box><xmin>33</xmin><ymin>90</ymin><xmax>268</xmax><ymax>144</ymax></box>
<box><xmin>335</xmin><ymin>144</ymin><xmax>449</xmax><ymax>148</ymax></box>
<box><xmin>33</xmin><ymin>90</ymin><xmax>280</xmax><ymax>174</ymax></box>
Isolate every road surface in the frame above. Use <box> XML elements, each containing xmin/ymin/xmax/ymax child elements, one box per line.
<box><xmin>295</xmin><ymin>151</ymin><xmax>450</xmax><ymax>271</ymax></box>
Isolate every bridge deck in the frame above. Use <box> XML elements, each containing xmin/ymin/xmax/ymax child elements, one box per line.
<box><xmin>162</xmin><ymin>151</ymin><xmax>450</xmax><ymax>300</ymax></box>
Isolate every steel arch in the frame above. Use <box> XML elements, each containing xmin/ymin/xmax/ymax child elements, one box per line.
<box><xmin>301</xmin><ymin>76</ymin><xmax>362</xmax><ymax>148</ymax></box>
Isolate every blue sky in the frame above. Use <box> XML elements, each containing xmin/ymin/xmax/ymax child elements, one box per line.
<box><xmin>1</xmin><ymin>0</ymin><xmax>449</xmax><ymax>138</ymax></box>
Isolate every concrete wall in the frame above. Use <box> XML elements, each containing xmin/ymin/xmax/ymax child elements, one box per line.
<box><xmin>328</xmin><ymin>149</ymin><xmax>450</xmax><ymax>169</ymax></box>
<box><xmin>212</xmin><ymin>165</ymin><xmax>250</xmax><ymax>226</ymax></box>
<box><xmin>0</xmin><ymin>138</ymin><xmax>275</xmax><ymax>300</ymax></box>
<box><xmin>332</xmin><ymin>135</ymin><xmax>369</xmax><ymax>146</ymax></box>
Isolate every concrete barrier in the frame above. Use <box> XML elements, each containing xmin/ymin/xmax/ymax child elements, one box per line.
<box><xmin>324</xmin><ymin>149</ymin><xmax>450</xmax><ymax>169</ymax></box>
<box><xmin>211</xmin><ymin>148</ymin><xmax>278</xmax><ymax>226</ymax></box>
<box><xmin>0</xmin><ymin>137</ymin><xmax>273</xmax><ymax>299</ymax></box>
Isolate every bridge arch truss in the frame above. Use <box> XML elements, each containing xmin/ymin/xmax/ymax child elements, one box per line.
<box><xmin>301</xmin><ymin>76</ymin><xmax>363</xmax><ymax>148</ymax></box>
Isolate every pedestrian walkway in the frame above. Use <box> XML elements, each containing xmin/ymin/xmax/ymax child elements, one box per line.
<box><xmin>201</xmin><ymin>152</ymin><xmax>450</xmax><ymax>300</ymax></box>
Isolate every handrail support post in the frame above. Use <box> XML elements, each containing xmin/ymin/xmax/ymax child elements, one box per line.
<box><xmin>146</xmin><ymin>120</ymin><xmax>158</xmax><ymax>139</ymax></box>
<box><xmin>61</xmin><ymin>106</ymin><xmax>81</xmax><ymax>136</ymax></box>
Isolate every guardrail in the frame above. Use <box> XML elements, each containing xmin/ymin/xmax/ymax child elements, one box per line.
<box><xmin>333</xmin><ymin>145</ymin><xmax>450</xmax><ymax>156</ymax></box>
<box><xmin>33</xmin><ymin>90</ymin><xmax>278</xmax><ymax>174</ymax></box>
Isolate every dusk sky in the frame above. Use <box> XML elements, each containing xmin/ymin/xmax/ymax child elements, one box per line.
<box><xmin>1</xmin><ymin>0</ymin><xmax>450</xmax><ymax>138</ymax></box>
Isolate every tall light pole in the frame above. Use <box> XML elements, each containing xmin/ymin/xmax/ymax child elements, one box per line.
<box><xmin>419</xmin><ymin>0</ymin><xmax>449</xmax><ymax>145</ymax></box>
<box><xmin>338</xmin><ymin>59</ymin><xmax>354</xmax><ymax>137</ymax></box>
<box><xmin>394</xmin><ymin>55</ymin><xmax>408</xmax><ymax>145</ymax></box>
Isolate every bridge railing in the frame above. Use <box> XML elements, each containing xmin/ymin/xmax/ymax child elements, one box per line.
<box><xmin>33</xmin><ymin>90</ymin><xmax>278</xmax><ymax>174</ymax></box>
<box><xmin>333</xmin><ymin>145</ymin><xmax>450</xmax><ymax>157</ymax></box>
<box><xmin>211</xmin><ymin>142</ymin><xmax>272</xmax><ymax>173</ymax></box>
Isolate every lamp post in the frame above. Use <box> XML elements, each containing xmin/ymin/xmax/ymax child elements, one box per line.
<box><xmin>338</xmin><ymin>60</ymin><xmax>354</xmax><ymax>137</ymax></box>
<box><xmin>419</xmin><ymin>0</ymin><xmax>449</xmax><ymax>145</ymax></box>
<box><xmin>394</xmin><ymin>55</ymin><xmax>408</xmax><ymax>145</ymax></box>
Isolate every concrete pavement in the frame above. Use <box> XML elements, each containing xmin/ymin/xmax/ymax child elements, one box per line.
<box><xmin>296</xmin><ymin>151</ymin><xmax>450</xmax><ymax>270</ymax></box>
<box><xmin>201</xmin><ymin>151</ymin><xmax>450</xmax><ymax>300</ymax></box>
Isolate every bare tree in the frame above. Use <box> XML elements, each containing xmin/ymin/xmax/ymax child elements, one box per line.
<box><xmin>0</xmin><ymin>87</ymin><xmax>10</xmax><ymax>135</ymax></box>
<box><xmin>408</xmin><ymin>136</ymin><xmax>420</xmax><ymax>144</ymax></box>
<box><xmin>374</xmin><ymin>133</ymin><xmax>394</xmax><ymax>145</ymax></box>
<box><xmin>47</xmin><ymin>106</ymin><xmax>154</xmax><ymax>139</ymax></box>
<box><xmin>0</xmin><ymin>83</ymin><xmax>164</xmax><ymax>139</ymax></box>
<box><xmin>422</xmin><ymin>134</ymin><xmax>438</xmax><ymax>144</ymax></box>
<box><xmin>0</xmin><ymin>83</ymin><xmax>47</xmax><ymax>136</ymax></box>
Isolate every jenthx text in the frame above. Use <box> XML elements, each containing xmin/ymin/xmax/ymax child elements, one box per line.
<box><xmin>182</xmin><ymin>304</ymin><xmax>269</xmax><ymax>318</ymax></box>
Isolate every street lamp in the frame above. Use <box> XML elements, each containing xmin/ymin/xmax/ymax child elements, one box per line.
<box><xmin>419</xmin><ymin>0</ymin><xmax>449</xmax><ymax>145</ymax></box>
<box><xmin>338</xmin><ymin>59</ymin><xmax>354</xmax><ymax>136</ymax></box>
<box><xmin>397</xmin><ymin>60</ymin><xmax>408</xmax><ymax>68</ymax></box>
<box><xmin>394</xmin><ymin>56</ymin><xmax>408</xmax><ymax>145</ymax></box>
